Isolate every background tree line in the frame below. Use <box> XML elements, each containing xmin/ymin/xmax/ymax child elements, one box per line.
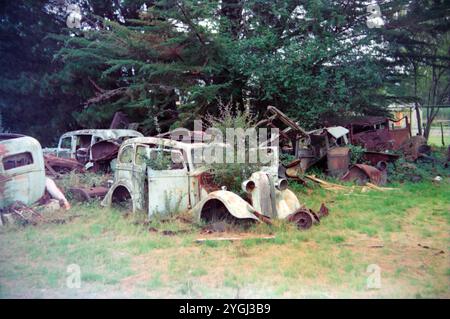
<box><xmin>0</xmin><ymin>0</ymin><xmax>448</xmax><ymax>145</ymax></box>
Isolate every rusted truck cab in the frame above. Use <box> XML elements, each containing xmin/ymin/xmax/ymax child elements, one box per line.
<box><xmin>0</xmin><ymin>134</ymin><xmax>45</xmax><ymax>208</ymax></box>
<box><xmin>326</xmin><ymin>116</ymin><xmax>411</xmax><ymax>152</ymax></box>
<box><xmin>102</xmin><ymin>137</ymin><xmax>302</xmax><ymax>223</ymax></box>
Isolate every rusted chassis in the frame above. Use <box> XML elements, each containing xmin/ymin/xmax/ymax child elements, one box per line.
<box><xmin>44</xmin><ymin>154</ymin><xmax>84</xmax><ymax>176</ymax></box>
<box><xmin>69</xmin><ymin>186</ymin><xmax>109</xmax><ymax>202</ymax></box>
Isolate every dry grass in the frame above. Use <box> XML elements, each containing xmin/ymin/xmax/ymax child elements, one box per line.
<box><xmin>0</xmin><ymin>178</ymin><xmax>449</xmax><ymax>298</ymax></box>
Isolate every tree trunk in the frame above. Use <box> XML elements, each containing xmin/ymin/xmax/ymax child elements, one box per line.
<box><xmin>221</xmin><ymin>0</ymin><xmax>243</xmax><ymax>39</ymax></box>
<box><xmin>413</xmin><ymin>63</ymin><xmax>422</xmax><ymax>135</ymax></box>
<box><xmin>415</xmin><ymin>103</ymin><xmax>422</xmax><ymax>136</ymax></box>
<box><xmin>424</xmin><ymin>64</ymin><xmax>440</xmax><ymax>140</ymax></box>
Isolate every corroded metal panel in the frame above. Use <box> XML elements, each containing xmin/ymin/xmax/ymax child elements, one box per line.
<box><xmin>0</xmin><ymin>135</ymin><xmax>45</xmax><ymax>208</ymax></box>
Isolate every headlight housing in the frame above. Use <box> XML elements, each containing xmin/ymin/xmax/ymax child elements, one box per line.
<box><xmin>275</xmin><ymin>178</ymin><xmax>288</xmax><ymax>191</ymax></box>
<box><xmin>241</xmin><ymin>180</ymin><xmax>256</xmax><ymax>193</ymax></box>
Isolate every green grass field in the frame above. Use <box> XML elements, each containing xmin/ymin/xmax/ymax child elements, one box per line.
<box><xmin>1</xmin><ymin>178</ymin><xmax>449</xmax><ymax>298</ymax></box>
<box><xmin>428</xmin><ymin>135</ymin><xmax>447</xmax><ymax>147</ymax></box>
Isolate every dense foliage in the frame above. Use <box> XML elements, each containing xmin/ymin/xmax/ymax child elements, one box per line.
<box><xmin>0</xmin><ymin>0</ymin><xmax>448</xmax><ymax>145</ymax></box>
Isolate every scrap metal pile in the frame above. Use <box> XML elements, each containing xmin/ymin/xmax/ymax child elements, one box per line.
<box><xmin>1</xmin><ymin>109</ymin><xmax>445</xmax><ymax>231</ymax></box>
<box><xmin>256</xmin><ymin>106</ymin><xmax>441</xmax><ymax>187</ymax></box>
<box><xmin>1</xmin><ymin>130</ymin><xmax>330</xmax><ymax>231</ymax></box>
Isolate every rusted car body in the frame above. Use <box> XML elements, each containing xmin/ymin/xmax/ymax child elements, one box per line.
<box><xmin>0</xmin><ymin>134</ymin><xmax>46</xmax><ymax>208</ymax></box>
<box><xmin>43</xmin><ymin>129</ymin><xmax>143</xmax><ymax>169</ymax></box>
<box><xmin>101</xmin><ymin>137</ymin><xmax>306</xmax><ymax>225</ymax></box>
<box><xmin>324</xmin><ymin>116</ymin><xmax>411</xmax><ymax>152</ymax></box>
<box><xmin>257</xmin><ymin>106</ymin><xmax>349</xmax><ymax>172</ymax></box>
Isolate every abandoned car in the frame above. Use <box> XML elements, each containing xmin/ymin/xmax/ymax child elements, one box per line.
<box><xmin>321</xmin><ymin>115</ymin><xmax>411</xmax><ymax>152</ymax></box>
<box><xmin>1</xmin><ymin>134</ymin><xmax>46</xmax><ymax>208</ymax></box>
<box><xmin>43</xmin><ymin>129</ymin><xmax>143</xmax><ymax>170</ymax></box>
<box><xmin>0</xmin><ymin>133</ymin><xmax>70</xmax><ymax>217</ymax></box>
<box><xmin>101</xmin><ymin>137</ymin><xmax>323</xmax><ymax>228</ymax></box>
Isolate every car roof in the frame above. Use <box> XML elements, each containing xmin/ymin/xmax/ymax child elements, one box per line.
<box><xmin>60</xmin><ymin>129</ymin><xmax>143</xmax><ymax>139</ymax></box>
<box><xmin>120</xmin><ymin>136</ymin><xmax>213</xmax><ymax>152</ymax></box>
<box><xmin>0</xmin><ymin>135</ymin><xmax>42</xmax><ymax>158</ymax></box>
<box><xmin>0</xmin><ymin>133</ymin><xmax>26</xmax><ymax>141</ymax></box>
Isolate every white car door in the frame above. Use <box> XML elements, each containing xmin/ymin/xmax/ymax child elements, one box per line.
<box><xmin>56</xmin><ymin>135</ymin><xmax>74</xmax><ymax>158</ymax></box>
<box><xmin>147</xmin><ymin>149</ymin><xmax>190</xmax><ymax>217</ymax></box>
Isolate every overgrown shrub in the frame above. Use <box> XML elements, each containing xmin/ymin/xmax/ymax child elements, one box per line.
<box><xmin>387</xmin><ymin>147</ymin><xmax>449</xmax><ymax>183</ymax></box>
<box><xmin>145</xmin><ymin>150</ymin><xmax>172</xmax><ymax>171</ymax></box>
<box><xmin>280</xmin><ymin>153</ymin><xmax>297</xmax><ymax>166</ymax></box>
<box><xmin>203</xmin><ymin>101</ymin><xmax>262</xmax><ymax>194</ymax></box>
<box><xmin>348</xmin><ymin>144</ymin><xmax>366</xmax><ymax>164</ymax></box>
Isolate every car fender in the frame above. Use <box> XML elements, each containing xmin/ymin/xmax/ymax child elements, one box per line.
<box><xmin>101</xmin><ymin>180</ymin><xmax>139</xmax><ymax>212</ymax></box>
<box><xmin>192</xmin><ymin>190</ymin><xmax>260</xmax><ymax>222</ymax></box>
<box><xmin>275</xmin><ymin>188</ymin><xmax>301</xmax><ymax>219</ymax></box>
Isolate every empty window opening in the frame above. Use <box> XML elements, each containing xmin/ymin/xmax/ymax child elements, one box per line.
<box><xmin>2</xmin><ymin>152</ymin><xmax>34</xmax><ymax>170</ymax></box>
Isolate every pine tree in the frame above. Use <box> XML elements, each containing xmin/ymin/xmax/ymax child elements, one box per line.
<box><xmin>1</xmin><ymin>0</ymin><xmax>448</xmax><ymax>141</ymax></box>
<box><xmin>0</xmin><ymin>0</ymin><xmax>77</xmax><ymax>145</ymax></box>
<box><xmin>53</xmin><ymin>0</ymin><xmax>404</xmax><ymax>132</ymax></box>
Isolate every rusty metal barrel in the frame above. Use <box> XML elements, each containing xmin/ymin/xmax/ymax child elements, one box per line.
<box><xmin>327</xmin><ymin>147</ymin><xmax>350</xmax><ymax>178</ymax></box>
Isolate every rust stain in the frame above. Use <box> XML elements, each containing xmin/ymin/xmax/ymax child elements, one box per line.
<box><xmin>91</xmin><ymin>140</ymin><xmax>120</xmax><ymax>162</ymax></box>
<box><xmin>197</xmin><ymin>172</ymin><xmax>220</xmax><ymax>193</ymax></box>
<box><xmin>0</xmin><ymin>144</ymin><xmax>7</xmax><ymax>157</ymax></box>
